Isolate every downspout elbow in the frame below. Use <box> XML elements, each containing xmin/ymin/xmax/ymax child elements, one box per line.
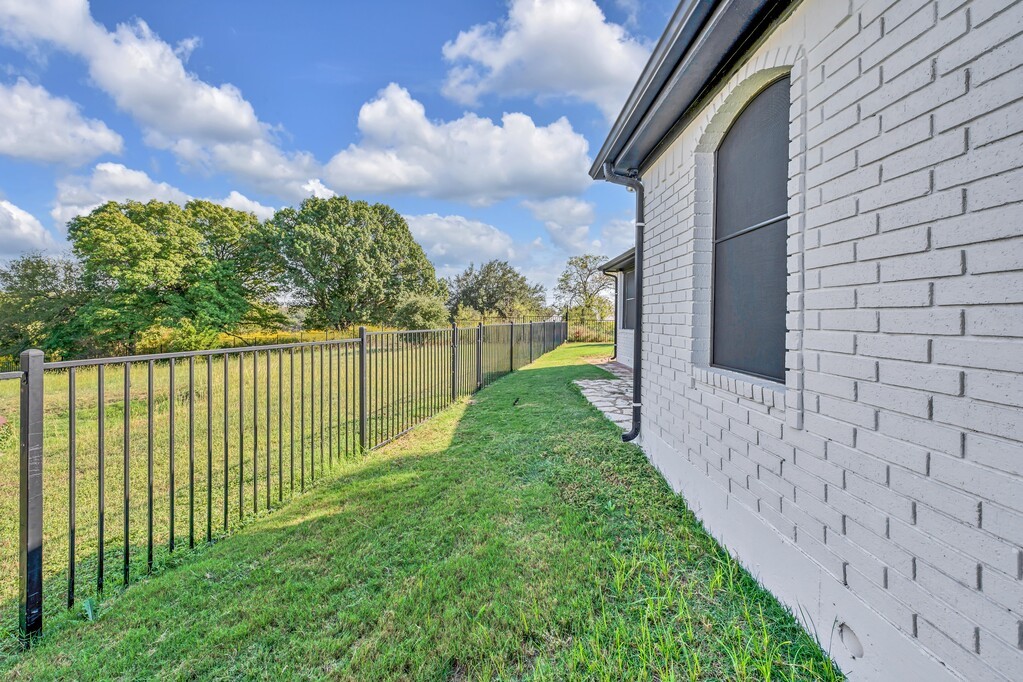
<box><xmin>601</xmin><ymin>162</ymin><xmax>643</xmax><ymax>443</ymax></box>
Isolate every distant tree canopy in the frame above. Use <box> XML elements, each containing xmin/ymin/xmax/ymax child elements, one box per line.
<box><xmin>267</xmin><ymin>196</ymin><xmax>439</xmax><ymax>329</ymax></box>
<box><xmin>444</xmin><ymin>260</ymin><xmax>547</xmax><ymax>319</ymax></box>
<box><xmin>63</xmin><ymin>199</ymin><xmax>282</xmax><ymax>355</ymax></box>
<box><xmin>0</xmin><ymin>253</ymin><xmax>87</xmax><ymax>357</ymax></box>
<box><xmin>555</xmin><ymin>254</ymin><xmax>613</xmax><ymax>319</ymax></box>
<box><xmin>0</xmin><ymin>195</ymin><xmax>581</xmax><ymax>360</ymax></box>
<box><xmin>391</xmin><ymin>293</ymin><xmax>449</xmax><ymax>331</ymax></box>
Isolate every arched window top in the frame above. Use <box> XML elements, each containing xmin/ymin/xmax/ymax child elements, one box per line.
<box><xmin>715</xmin><ymin>77</ymin><xmax>790</xmax><ymax>241</ymax></box>
<box><xmin>712</xmin><ymin>76</ymin><xmax>790</xmax><ymax>383</ymax></box>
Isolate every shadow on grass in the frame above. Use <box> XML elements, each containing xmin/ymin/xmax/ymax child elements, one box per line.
<box><xmin>2</xmin><ymin>345</ymin><xmax>842</xmax><ymax>681</ymax></box>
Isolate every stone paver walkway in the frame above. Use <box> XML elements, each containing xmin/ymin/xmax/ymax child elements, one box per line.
<box><xmin>575</xmin><ymin>358</ymin><xmax>633</xmax><ymax>430</ymax></box>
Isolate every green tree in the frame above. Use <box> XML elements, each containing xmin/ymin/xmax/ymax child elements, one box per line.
<box><xmin>267</xmin><ymin>196</ymin><xmax>438</xmax><ymax>329</ymax></box>
<box><xmin>66</xmin><ymin>199</ymin><xmax>281</xmax><ymax>354</ymax></box>
<box><xmin>391</xmin><ymin>293</ymin><xmax>449</xmax><ymax>330</ymax></box>
<box><xmin>444</xmin><ymin>260</ymin><xmax>546</xmax><ymax>319</ymax></box>
<box><xmin>0</xmin><ymin>253</ymin><xmax>87</xmax><ymax>358</ymax></box>
<box><xmin>555</xmin><ymin>254</ymin><xmax>613</xmax><ymax>319</ymax></box>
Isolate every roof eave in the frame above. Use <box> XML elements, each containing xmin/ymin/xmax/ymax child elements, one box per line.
<box><xmin>590</xmin><ymin>0</ymin><xmax>792</xmax><ymax>179</ymax></box>
<box><xmin>600</xmin><ymin>247</ymin><xmax>636</xmax><ymax>273</ymax></box>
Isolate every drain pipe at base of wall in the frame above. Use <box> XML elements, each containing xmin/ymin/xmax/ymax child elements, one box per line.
<box><xmin>602</xmin><ymin>162</ymin><xmax>643</xmax><ymax>443</ymax></box>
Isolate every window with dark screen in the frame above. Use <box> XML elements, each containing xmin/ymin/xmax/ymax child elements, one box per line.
<box><xmin>622</xmin><ymin>269</ymin><xmax>636</xmax><ymax>330</ymax></box>
<box><xmin>712</xmin><ymin>76</ymin><xmax>789</xmax><ymax>382</ymax></box>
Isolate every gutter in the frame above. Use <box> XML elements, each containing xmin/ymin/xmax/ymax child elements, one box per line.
<box><xmin>602</xmin><ymin>162</ymin><xmax>643</xmax><ymax>443</ymax></box>
<box><xmin>590</xmin><ymin>0</ymin><xmax>788</xmax><ymax>179</ymax></box>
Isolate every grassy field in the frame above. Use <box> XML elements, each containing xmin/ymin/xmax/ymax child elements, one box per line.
<box><xmin>2</xmin><ymin>343</ymin><xmax>841</xmax><ymax>680</ymax></box>
<box><xmin>0</xmin><ymin>328</ymin><xmax>540</xmax><ymax>645</ymax></box>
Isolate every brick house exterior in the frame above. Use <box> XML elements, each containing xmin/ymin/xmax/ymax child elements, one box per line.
<box><xmin>591</xmin><ymin>0</ymin><xmax>1023</xmax><ymax>679</ymax></box>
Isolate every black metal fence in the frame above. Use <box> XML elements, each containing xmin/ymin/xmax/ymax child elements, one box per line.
<box><xmin>1</xmin><ymin>320</ymin><xmax>566</xmax><ymax>641</ymax></box>
<box><xmin>567</xmin><ymin>317</ymin><xmax>614</xmax><ymax>343</ymax></box>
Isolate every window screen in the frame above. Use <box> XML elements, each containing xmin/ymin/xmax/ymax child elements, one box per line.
<box><xmin>622</xmin><ymin>269</ymin><xmax>636</xmax><ymax>330</ymax></box>
<box><xmin>712</xmin><ymin>77</ymin><xmax>789</xmax><ymax>382</ymax></box>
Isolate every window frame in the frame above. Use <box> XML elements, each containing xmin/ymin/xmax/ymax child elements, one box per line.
<box><xmin>621</xmin><ymin>269</ymin><xmax>636</xmax><ymax>331</ymax></box>
<box><xmin>709</xmin><ymin>76</ymin><xmax>790</xmax><ymax>384</ymax></box>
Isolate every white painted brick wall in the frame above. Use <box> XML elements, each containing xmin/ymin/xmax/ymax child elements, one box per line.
<box><xmin>634</xmin><ymin>0</ymin><xmax>1023</xmax><ymax>679</ymax></box>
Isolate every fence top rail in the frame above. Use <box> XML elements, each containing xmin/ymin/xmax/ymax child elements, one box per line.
<box><xmin>30</xmin><ymin>319</ymin><xmax>569</xmax><ymax>370</ymax></box>
<box><xmin>0</xmin><ymin>370</ymin><xmax>23</xmax><ymax>381</ymax></box>
<box><xmin>42</xmin><ymin>337</ymin><xmax>362</xmax><ymax>370</ymax></box>
<box><xmin>367</xmin><ymin>328</ymin><xmax>447</xmax><ymax>337</ymax></box>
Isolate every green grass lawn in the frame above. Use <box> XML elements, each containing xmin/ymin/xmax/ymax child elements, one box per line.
<box><xmin>2</xmin><ymin>343</ymin><xmax>841</xmax><ymax>680</ymax></box>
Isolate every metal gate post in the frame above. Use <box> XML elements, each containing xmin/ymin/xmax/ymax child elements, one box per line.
<box><xmin>476</xmin><ymin>323</ymin><xmax>483</xmax><ymax>390</ymax></box>
<box><xmin>19</xmin><ymin>349</ymin><xmax>44</xmax><ymax>642</ymax></box>
<box><xmin>529</xmin><ymin>322</ymin><xmax>534</xmax><ymax>363</ymax></box>
<box><xmin>451</xmin><ymin>323</ymin><xmax>458</xmax><ymax>401</ymax></box>
<box><xmin>358</xmin><ymin>327</ymin><xmax>367</xmax><ymax>452</ymax></box>
<box><xmin>509</xmin><ymin>321</ymin><xmax>515</xmax><ymax>372</ymax></box>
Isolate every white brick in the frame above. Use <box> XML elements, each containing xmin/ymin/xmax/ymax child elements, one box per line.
<box><xmin>878</xmin><ymin>411</ymin><xmax>963</xmax><ymax>456</ymax></box>
<box><xmin>966</xmin><ymin>238</ymin><xmax>1023</xmax><ymax>274</ymax></box>
<box><xmin>933</xmin><ymin>395</ymin><xmax>1023</xmax><ymax>441</ymax></box>
<box><xmin>931</xmin><ymin>203</ymin><xmax>1023</xmax><ymax>247</ymax></box>
<box><xmin>880</xmin><ymin>250</ymin><xmax>964</xmax><ymax>282</ymax></box>
<box><xmin>879</xmin><ymin>308</ymin><xmax>963</xmax><ymax>335</ymax></box>
<box><xmin>858</xmin><ymin>381</ymin><xmax>931</xmax><ymax>418</ymax></box>
<box><xmin>935</xmin><ymin>272</ymin><xmax>1023</xmax><ymax>306</ymax></box>
<box><xmin>856</xmin><ymin>225</ymin><xmax>929</xmax><ymax>260</ymax></box>
<box><xmin>857</xmin><ymin>334</ymin><xmax>931</xmax><ymax>362</ymax></box>
<box><xmin>820</xmin><ymin>352</ymin><xmax>878</xmax><ymax>380</ymax></box>
<box><xmin>880</xmin><ymin>360</ymin><xmax>963</xmax><ymax>394</ymax></box>
<box><xmin>806</xmin><ymin>241</ymin><xmax>855</xmax><ymax>269</ymax></box>
<box><xmin>933</xmin><ymin>338</ymin><xmax>1023</xmax><ymax>372</ymax></box>
<box><xmin>857</xmin><ymin>428</ymin><xmax>930</xmax><ymax>473</ymax></box>
<box><xmin>858</xmin><ymin>281</ymin><xmax>932</xmax><ymax>307</ymax></box>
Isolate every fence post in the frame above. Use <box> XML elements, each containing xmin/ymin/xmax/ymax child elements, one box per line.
<box><xmin>451</xmin><ymin>322</ymin><xmax>458</xmax><ymax>401</ymax></box>
<box><xmin>476</xmin><ymin>323</ymin><xmax>483</xmax><ymax>390</ymax></box>
<box><xmin>509</xmin><ymin>321</ymin><xmax>515</xmax><ymax>372</ymax></box>
<box><xmin>358</xmin><ymin>327</ymin><xmax>367</xmax><ymax>452</ymax></box>
<box><xmin>19</xmin><ymin>349</ymin><xmax>43</xmax><ymax>642</ymax></box>
<box><xmin>529</xmin><ymin>322</ymin><xmax>534</xmax><ymax>363</ymax></box>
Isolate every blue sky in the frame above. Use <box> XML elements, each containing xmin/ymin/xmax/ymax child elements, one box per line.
<box><xmin>0</xmin><ymin>0</ymin><xmax>675</xmax><ymax>292</ymax></box>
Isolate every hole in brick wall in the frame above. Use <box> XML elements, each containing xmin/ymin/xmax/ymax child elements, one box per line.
<box><xmin>839</xmin><ymin>622</ymin><xmax>864</xmax><ymax>659</ymax></box>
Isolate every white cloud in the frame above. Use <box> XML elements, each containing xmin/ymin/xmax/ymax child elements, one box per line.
<box><xmin>0</xmin><ymin>0</ymin><xmax>321</xmax><ymax>200</ymax></box>
<box><xmin>0</xmin><ymin>198</ymin><xmax>58</xmax><ymax>256</ymax></box>
<box><xmin>594</xmin><ymin>217</ymin><xmax>635</xmax><ymax>255</ymax></box>
<box><xmin>442</xmin><ymin>0</ymin><xmax>649</xmax><ymax>120</ymax></box>
<box><xmin>51</xmin><ymin>162</ymin><xmax>190</xmax><ymax>227</ymax></box>
<box><xmin>614</xmin><ymin>0</ymin><xmax>640</xmax><ymax>27</ymax></box>
<box><xmin>301</xmin><ymin>178</ymin><xmax>336</xmax><ymax>199</ymax></box>
<box><xmin>324</xmin><ymin>83</ymin><xmax>591</xmax><ymax>205</ymax></box>
<box><xmin>0</xmin><ymin>77</ymin><xmax>122</xmax><ymax>164</ymax></box>
<box><xmin>523</xmin><ymin>196</ymin><xmax>596</xmax><ymax>252</ymax></box>
<box><xmin>217</xmin><ymin>190</ymin><xmax>275</xmax><ymax>221</ymax></box>
<box><xmin>51</xmin><ymin>162</ymin><xmax>276</xmax><ymax>227</ymax></box>
<box><xmin>405</xmin><ymin>213</ymin><xmax>519</xmax><ymax>277</ymax></box>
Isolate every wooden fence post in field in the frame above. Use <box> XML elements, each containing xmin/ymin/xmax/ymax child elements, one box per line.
<box><xmin>19</xmin><ymin>349</ymin><xmax>44</xmax><ymax>643</ymax></box>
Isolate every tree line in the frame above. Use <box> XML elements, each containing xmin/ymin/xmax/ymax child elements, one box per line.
<box><xmin>0</xmin><ymin>196</ymin><xmax>615</xmax><ymax>360</ymax></box>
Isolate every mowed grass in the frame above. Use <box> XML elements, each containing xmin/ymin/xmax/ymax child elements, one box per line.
<box><xmin>2</xmin><ymin>344</ymin><xmax>841</xmax><ymax>680</ymax></box>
